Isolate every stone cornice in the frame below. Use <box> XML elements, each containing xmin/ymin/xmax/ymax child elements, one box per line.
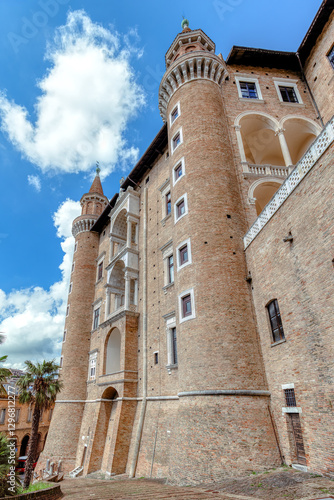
<box><xmin>165</xmin><ymin>29</ymin><xmax>215</xmax><ymax>67</ymax></box>
<box><xmin>72</xmin><ymin>215</ymin><xmax>98</xmax><ymax>237</ymax></box>
<box><xmin>159</xmin><ymin>52</ymin><xmax>228</xmax><ymax>122</ymax></box>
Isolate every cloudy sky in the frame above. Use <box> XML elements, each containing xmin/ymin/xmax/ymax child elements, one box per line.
<box><xmin>0</xmin><ymin>0</ymin><xmax>321</xmax><ymax>368</ymax></box>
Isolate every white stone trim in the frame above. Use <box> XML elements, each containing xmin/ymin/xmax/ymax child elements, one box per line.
<box><xmin>176</xmin><ymin>238</ymin><xmax>192</xmax><ymax>271</ymax></box>
<box><xmin>273</xmin><ymin>78</ymin><xmax>303</xmax><ymax>104</ymax></box>
<box><xmin>178</xmin><ymin>287</ymin><xmax>196</xmax><ymax>323</ymax></box>
<box><xmin>171</xmin><ymin>126</ymin><xmax>183</xmax><ymax>154</ymax></box>
<box><xmin>172</xmin><ymin>157</ymin><xmax>185</xmax><ymax>186</ymax></box>
<box><xmin>169</xmin><ymin>101</ymin><xmax>181</xmax><ymax>127</ymax></box>
<box><xmin>281</xmin><ymin>383</ymin><xmax>295</xmax><ymax>390</ymax></box>
<box><xmin>282</xmin><ymin>407</ymin><xmax>302</xmax><ymax>414</ymax></box>
<box><xmin>234</xmin><ymin>75</ymin><xmax>263</xmax><ymax>101</ymax></box>
<box><xmin>174</xmin><ymin>193</ymin><xmax>188</xmax><ymax>223</ymax></box>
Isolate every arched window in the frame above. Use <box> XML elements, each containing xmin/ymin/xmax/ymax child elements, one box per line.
<box><xmin>281</xmin><ymin>117</ymin><xmax>320</xmax><ymax>165</ymax></box>
<box><xmin>267</xmin><ymin>299</ymin><xmax>285</xmax><ymax>343</ymax></box>
<box><xmin>105</xmin><ymin>328</ymin><xmax>121</xmax><ymax>374</ymax></box>
<box><xmin>251</xmin><ymin>180</ymin><xmax>283</xmax><ymax>215</ymax></box>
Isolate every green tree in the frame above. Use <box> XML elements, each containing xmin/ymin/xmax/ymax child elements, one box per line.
<box><xmin>17</xmin><ymin>360</ymin><xmax>62</xmax><ymax>489</ymax></box>
<box><xmin>0</xmin><ymin>432</ymin><xmax>20</xmax><ymax>496</ymax></box>
<box><xmin>0</xmin><ymin>334</ymin><xmax>11</xmax><ymax>396</ymax></box>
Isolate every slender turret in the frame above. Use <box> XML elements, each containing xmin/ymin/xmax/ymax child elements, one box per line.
<box><xmin>39</xmin><ymin>169</ymin><xmax>108</xmax><ymax>473</ymax></box>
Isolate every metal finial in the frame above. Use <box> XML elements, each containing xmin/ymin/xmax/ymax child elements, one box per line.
<box><xmin>181</xmin><ymin>17</ymin><xmax>189</xmax><ymax>30</ymax></box>
<box><xmin>96</xmin><ymin>161</ymin><xmax>101</xmax><ymax>175</ymax></box>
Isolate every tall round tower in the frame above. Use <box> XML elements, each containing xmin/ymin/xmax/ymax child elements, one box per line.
<box><xmin>39</xmin><ymin>169</ymin><xmax>108</xmax><ymax>473</ymax></box>
<box><xmin>158</xmin><ymin>22</ymin><xmax>281</xmax><ymax>482</ymax></box>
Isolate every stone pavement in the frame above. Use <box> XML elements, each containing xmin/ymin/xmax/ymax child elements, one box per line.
<box><xmin>60</xmin><ymin>477</ymin><xmax>260</xmax><ymax>500</ymax></box>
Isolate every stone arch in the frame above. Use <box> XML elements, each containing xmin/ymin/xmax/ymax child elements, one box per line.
<box><xmin>87</xmin><ymin>386</ymin><xmax>119</xmax><ymax>474</ymax></box>
<box><xmin>235</xmin><ymin>112</ymin><xmax>285</xmax><ymax>166</ymax></box>
<box><xmin>111</xmin><ymin>209</ymin><xmax>127</xmax><ymax>239</ymax></box>
<box><xmin>105</xmin><ymin>328</ymin><xmax>121</xmax><ymax>375</ymax></box>
<box><xmin>249</xmin><ymin>178</ymin><xmax>284</xmax><ymax>215</ymax></box>
<box><xmin>279</xmin><ymin>116</ymin><xmax>321</xmax><ymax>165</ymax></box>
<box><xmin>20</xmin><ymin>434</ymin><xmax>30</xmax><ymax>456</ymax></box>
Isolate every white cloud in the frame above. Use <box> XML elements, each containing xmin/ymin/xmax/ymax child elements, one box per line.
<box><xmin>0</xmin><ymin>199</ymin><xmax>81</xmax><ymax>369</ymax></box>
<box><xmin>0</xmin><ymin>10</ymin><xmax>145</xmax><ymax>176</ymax></box>
<box><xmin>27</xmin><ymin>174</ymin><xmax>41</xmax><ymax>192</ymax></box>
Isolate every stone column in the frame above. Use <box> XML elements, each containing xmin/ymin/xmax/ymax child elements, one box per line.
<box><xmin>124</xmin><ymin>274</ymin><xmax>131</xmax><ymax>310</ymax></box>
<box><xmin>126</xmin><ymin>218</ymin><xmax>132</xmax><ymax>248</ymax></box>
<box><xmin>234</xmin><ymin>125</ymin><xmax>247</xmax><ymax>163</ymax></box>
<box><xmin>105</xmin><ymin>289</ymin><xmax>111</xmax><ymax>320</ymax></box>
<box><xmin>134</xmin><ymin>279</ymin><xmax>139</xmax><ymax>306</ymax></box>
<box><xmin>276</xmin><ymin>128</ymin><xmax>293</xmax><ymax>166</ymax></box>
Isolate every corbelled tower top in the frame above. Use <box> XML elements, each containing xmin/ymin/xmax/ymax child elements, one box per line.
<box><xmin>72</xmin><ymin>167</ymin><xmax>108</xmax><ymax>237</ymax></box>
<box><xmin>159</xmin><ymin>24</ymin><xmax>228</xmax><ymax>122</ymax></box>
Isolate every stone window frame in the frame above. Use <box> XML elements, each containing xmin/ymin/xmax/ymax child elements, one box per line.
<box><xmin>172</xmin><ymin>157</ymin><xmax>185</xmax><ymax>186</ymax></box>
<box><xmin>171</xmin><ymin>126</ymin><xmax>183</xmax><ymax>154</ymax></box>
<box><xmin>273</xmin><ymin>78</ymin><xmax>303</xmax><ymax>104</ymax></box>
<box><xmin>174</xmin><ymin>193</ymin><xmax>188</xmax><ymax>224</ymax></box>
<box><xmin>96</xmin><ymin>252</ymin><xmax>105</xmax><ymax>283</ymax></box>
<box><xmin>71</xmin><ymin>262</ymin><xmax>75</xmax><ymax>274</ymax></box>
<box><xmin>59</xmin><ymin>356</ymin><xmax>63</xmax><ymax>368</ymax></box>
<box><xmin>327</xmin><ymin>45</ymin><xmax>334</xmax><ymax>69</ymax></box>
<box><xmin>163</xmin><ymin>312</ymin><xmax>178</xmax><ymax>370</ymax></box>
<box><xmin>160</xmin><ymin>240</ymin><xmax>174</xmax><ymax>289</ymax></box>
<box><xmin>169</xmin><ymin>101</ymin><xmax>181</xmax><ymax>127</ymax></box>
<box><xmin>153</xmin><ymin>351</ymin><xmax>159</xmax><ymax>365</ymax></box>
<box><xmin>68</xmin><ymin>282</ymin><xmax>73</xmax><ymax>295</ymax></box>
<box><xmin>62</xmin><ymin>330</ymin><xmax>67</xmax><ymax>343</ymax></box>
<box><xmin>235</xmin><ymin>75</ymin><xmax>264</xmax><ymax>101</ymax></box>
<box><xmin>159</xmin><ymin>179</ymin><xmax>172</xmax><ymax>223</ymax></box>
<box><xmin>66</xmin><ymin>305</ymin><xmax>70</xmax><ymax>317</ymax></box>
<box><xmin>92</xmin><ymin>303</ymin><xmax>101</xmax><ymax>330</ymax></box>
<box><xmin>176</xmin><ymin>238</ymin><xmax>192</xmax><ymax>271</ymax></box>
<box><xmin>74</xmin><ymin>242</ymin><xmax>78</xmax><ymax>253</ymax></box>
<box><xmin>178</xmin><ymin>288</ymin><xmax>196</xmax><ymax>323</ymax></box>
<box><xmin>281</xmin><ymin>383</ymin><xmax>302</xmax><ymax>414</ymax></box>
<box><xmin>89</xmin><ymin>350</ymin><xmax>98</xmax><ymax>380</ymax></box>
<box><xmin>0</xmin><ymin>408</ymin><xmax>5</xmax><ymax>425</ymax></box>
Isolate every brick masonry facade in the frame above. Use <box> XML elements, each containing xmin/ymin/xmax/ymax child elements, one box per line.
<box><xmin>40</xmin><ymin>3</ymin><xmax>334</xmax><ymax>485</ymax></box>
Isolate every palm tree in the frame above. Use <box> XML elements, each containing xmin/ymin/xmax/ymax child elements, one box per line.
<box><xmin>0</xmin><ymin>432</ymin><xmax>20</xmax><ymax>496</ymax></box>
<box><xmin>0</xmin><ymin>334</ymin><xmax>12</xmax><ymax>396</ymax></box>
<box><xmin>17</xmin><ymin>360</ymin><xmax>63</xmax><ymax>489</ymax></box>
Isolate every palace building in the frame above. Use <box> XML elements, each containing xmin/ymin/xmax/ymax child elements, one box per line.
<box><xmin>39</xmin><ymin>0</ymin><xmax>334</xmax><ymax>484</ymax></box>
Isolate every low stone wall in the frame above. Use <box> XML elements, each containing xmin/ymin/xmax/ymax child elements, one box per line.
<box><xmin>0</xmin><ymin>484</ymin><xmax>63</xmax><ymax>500</ymax></box>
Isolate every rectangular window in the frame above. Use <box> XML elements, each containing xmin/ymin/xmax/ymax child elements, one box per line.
<box><xmin>173</xmin><ymin>132</ymin><xmax>181</xmax><ymax>150</ymax></box>
<box><xmin>168</xmin><ymin>255</ymin><xmax>174</xmax><ymax>284</ymax></box>
<box><xmin>240</xmin><ymin>81</ymin><xmax>258</xmax><ymax>99</ymax></box>
<box><xmin>89</xmin><ymin>357</ymin><xmax>96</xmax><ymax>380</ymax></box>
<box><xmin>74</xmin><ymin>242</ymin><xmax>77</xmax><ymax>253</ymax></box>
<box><xmin>63</xmin><ymin>330</ymin><xmax>67</xmax><ymax>342</ymax></box>
<box><xmin>174</xmin><ymin>162</ymin><xmax>183</xmax><ymax>180</ymax></box>
<box><xmin>171</xmin><ymin>106</ymin><xmax>179</xmax><ymax>123</ymax></box>
<box><xmin>69</xmin><ymin>282</ymin><xmax>72</xmax><ymax>294</ymax></box>
<box><xmin>66</xmin><ymin>305</ymin><xmax>70</xmax><ymax>317</ymax></box>
<box><xmin>15</xmin><ymin>409</ymin><xmax>20</xmax><ymax>423</ymax></box>
<box><xmin>179</xmin><ymin>244</ymin><xmax>188</xmax><ymax>265</ymax></box>
<box><xmin>154</xmin><ymin>352</ymin><xmax>159</xmax><ymax>365</ymax></box>
<box><xmin>267</xmin><ymin>299</ymin><xmax>285</xmax><ymax>342</ymax></box>
<box><xmin>182</xmin><ymin>294</ymin><xmax>192</xmax><ymax>317</ymax></box>
<box><xmin>0</xmin><ymin>409</ymin><xmax>5</xmax><ymax>425</ymax></box>
<box><xmin>279</xmin><ymin>86</ymin><xmax>298</xmax><ymax>103</ymax></box>
<box><xmin>59</xmin><ymin>356</ymin><xmax>63</xmax><ymax>368</ymax></box>
<box><xmin>171</xmin><ymin>327</ymin><xmax>178</xmax><ymax>365</ymax></box>
<box><xmin>177</xmin><ymin>199</ymin><xmax>185</xmax><ymax>218</ymax></box>
<box><xmin>328</xmin><ymin>45</ymin><xmax>334</xmax><ymax>69</ymax></box>
<box><xmin>166</xmin><ymin>192</ymin><xmax>171</xmax><ymax>215</ymax></box>
<box><xmin>284</xmin><ymin>388</ymin><xmax>297</xmax><ymax>407</ymax></box>
<box><xmin>27</xmin><ymin>406</ymin><xmax>32</xmax><ymax>423</ymax></box>
<box><xmin>98</xmin><ymin>261</ymin><xmax>103</xmax><ymax>280</ymax></box>
<box><xmin>93</xmin><ymin>307</ymin><xmax>100</xmax><ymax>329</ymax></box>
<box><xmin>71</xmin><ymin>262</ymin><xmax>75</xmax><ymax>273</ymax></box>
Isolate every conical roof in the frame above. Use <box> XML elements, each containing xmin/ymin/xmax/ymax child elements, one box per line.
<box><xmin>89</xmin><ymin>169</ymin><xmax>104</xmax><ymax>196</ymax></box>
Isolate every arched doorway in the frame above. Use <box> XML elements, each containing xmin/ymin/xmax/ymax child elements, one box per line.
<box><xmin>87</xmin><ymin>387</ymin><xmax>118</xmax><ymax>474</ymax></box>
<box><xmin>20</xmin><ymin>434</ymin><xmax>29</xmax><ymax>456</ymax></box>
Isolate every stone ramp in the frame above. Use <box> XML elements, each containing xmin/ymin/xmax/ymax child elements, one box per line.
<box><xmin>60</xmin><ymin>477</ymin><xmax>256</xmax><ymax>500</ymax></box>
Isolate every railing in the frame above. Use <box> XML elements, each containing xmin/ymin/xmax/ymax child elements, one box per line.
<box><xmin>244</xmin><ymin>163</ymin><xmax>290</xmax><ymax>177</ymax></box>
<box><xmin>244</xmin><ymin>116</ymin><xmax>334</xmax><ymax>249</ymax></box>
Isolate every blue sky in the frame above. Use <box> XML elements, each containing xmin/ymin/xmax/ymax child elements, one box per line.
<box><xmin>0</xmin><ymin>0</ymin><xmax>322</xmax><ymax>368</ymax></box>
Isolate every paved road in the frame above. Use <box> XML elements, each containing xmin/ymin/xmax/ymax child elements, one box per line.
<box><xmin>60</xmin><ymin>477</ymin><xmax>258</xmax><ymax>500</ymax></box>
